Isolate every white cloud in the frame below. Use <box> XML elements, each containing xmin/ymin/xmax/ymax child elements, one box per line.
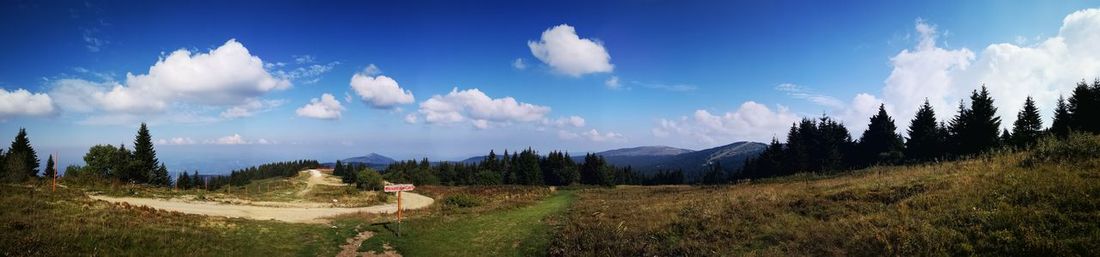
<box><xmin>775</xmin><ymin>83</ymin><xmax>845</xmax><ymax>109</ymax></box>
<box><xmin>49</xmin><ymin>39</ymin><xmax>291</xmax><ymax>124</ymax></box>
<box><xmin>256</xmin><ymin>138</ymin><xmax>273</xmax><ymax>145</ymax></box>
<box><xmin>293</xmin><ymin>54</ymin><xmax>315</xmax><ymax>64</ymax></box>
<box><xmin>557</xmin><ymin>130</ymin><xmax>580</xmax><ymax>140</ymax></box>
<box><xmin>512</xmin><ymin>58</ymin><xmax>527</xmax><ymax>70</ymax></box>
<box><xmin>528</xmin><ymin>24</ymin><xmax>614</xmax><ymax>77</ymax></box>
<box><xmin>0</xmin><ymin>88</ymin><xmax>55</xmax><ymax>120</ymax></box>
<box><xmin>350</xmin><ymin>66</ymin><xmax>415</xmax><ymax>108</ymax></box>
<box><xmin>220</xmin><ymin>99</ymin><xmax>284</xmax><ymax>119</ymax></box>
<box><xmin>418</xmin><ymin>87</ymin><xmax>550</xmax><ymax>128</ymax></box>
<box><xmin>582</xmin><ymin>129</ymin><xmax>625</xmax><ymax>142</ymax></box>
<box><xmin>882</xmin><ymin>10</ymin><xmax>1100</xmax><ymax>128</ymax></box>
<box><xmin>605</xmin><ymin>76</ymin><xmax>621</xmax><ymax>89</ymax></box>
<box><xmin>208</xmin><ymin>134</ymin><xmax>249</xmax><ymax>145</ymax></box>
<box><xmin>273</xmin><ymin>61</ymin><xmax>339</xmax><ymax>84</ymax></box>
<box><xmin>653</xmin><ymin>101</ymin><xmax>800</xmax><ymax>144</ymax></box>
<box><xmin>543</xmin><ymin>116</ymin><xmax>586</xmax><ymax>128</ymax></box>
<box><xmin>882</xmin><ymin>19</ymin><xmax>975</xmax><ymax>124</ymax></box>
<box><xmin>295</xmin><ymin>93</ymin><xmax>344</xmax><ymax>120</ymax></box>
<box><xmin>404</xmin><ymin>113</ymin><xmax>418</xmax><ymax>124</ymax></box>
<box><xmin>156</xmin><ymin>137</ymin><xmax>195</xmax><ymax>145</ymax></box>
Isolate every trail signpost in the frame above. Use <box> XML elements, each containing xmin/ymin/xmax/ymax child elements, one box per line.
<box><xmin>384</xmin><ymin>184</ymin><xmax>415</xmax><ymax>236</ymax></box>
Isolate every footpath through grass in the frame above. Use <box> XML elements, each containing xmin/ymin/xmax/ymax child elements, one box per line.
<box><xmin>361</xmin><ymin>190</ymin><xmax>576</xmax><ymax>257</ymax></box>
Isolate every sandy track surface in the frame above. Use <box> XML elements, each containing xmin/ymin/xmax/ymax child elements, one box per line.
<box><xmin>297</xmin><ymin>169</ymin><xmax>345</xmax><ymax>197</ymax></box>
<box><xmin>89</xmin><ymin>170</ymin><xmax>434</xmax><ymax>223</ymax></box>
<box><xmin>91</xmin><ymin>191</ymin><xmax>433</xmax><ymax>223</ymax></box>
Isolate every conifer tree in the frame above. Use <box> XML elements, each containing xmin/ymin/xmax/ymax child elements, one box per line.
<box><xmin>1051</xmin><ymin>95</ymin><xmax>1072</xmax><ymax>138</ymax></box>
<box><xmin>905</xmin><ymin>100</ymin><xmax>943</xmax><ymax>161</ymax></box>
<box><xmin>947</xmin><ymin>100</ymin><xmax>971</xmax><ymax>156</ymax></box>
<box><xmin>44</xmin><ymin>154</ymin><xmax>56</xmax><ymax>178</ymax></box>
<box><xmin>968</xmin><ymin>86</ymin><xmax>1002</xmax><ymax>153</ymax></box>
<box><xmin>178</xmin><ymin>171</ymin><xmax>191</xmax><ymax>189</ymax></box>
<box><xmin>858</xmin><ymin>104</ymin><xmax>904</xmax><ymax>165</ymax></box>
<box><xmin>133</xmin><ymin>123</ymin><xmax>160</xmax><ymax>184</ymax></box>
<box><xmin>1067</xmin><ymin>80</ymin><xmax>1099</xmax><ymax>133</ymax></box>
<box><xmin>7</xmin><ymin>128</ymin><xmax>40</xmax><ymax>179</ymax></box>
<box><xmin>1011</xmin><ymin>96</ymin><xmax>1043</xmax><ymax>147</ymax></box>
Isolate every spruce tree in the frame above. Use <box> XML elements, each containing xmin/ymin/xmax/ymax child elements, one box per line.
<box><xmin>947</xmin><ymin>100</ymin><xmax>971</xmax><ymax>157</ymax></box>
<box><xmin>132</xmin><ymin>123</ymin><xmax>160</xmax><ymax>184</ymax></box>
<box><xmin>905</xmin><ymin>100</ymin><xmax>942</xmax><ymax>161</ymax></box>
<box><xmin>8</xmin><ymin>128</ymin><xmax>40</xmax><ymax>179</ymax></box>
<box><xmin>155</xmin><ymin>163</ymin><xmax>170</xmax><ymax>186</ymax></box>
<box><xmin>1051</xmin><ymin>96</ymin><xmax>1072</xmax><ymax>138</ymax></box>
<box><xmin>1011</xmin><ymin>96</ymin><xmax>1043</xmax><ymax>147</ymax></box>
<box><xmin>858</xmin><ymin>104</ymin><xmax>904</xmax><ymax>165</ymax></box>
<box><xmin>967</xmin><ymin>86</ymin><xmax>1002</xmax><ymax>153</ymax></box>
<box><xmin>44</xmin><ymin>154</ymin><xmax>56</xmax><ymax>178</ymax></box>
<box><xmin>1067</xmin><ymin>80</ymin><xmax>1099</xmax><ymax>133</ymax></box>
<box><xmin>191</xmin><ymin>171</ymin><xmax>202</xmax><ymax>189</ymax></box>
<box><xmin>178</xmin><ymin>171</ymin><xmax>191</xmax><ymax>189</ymax></box>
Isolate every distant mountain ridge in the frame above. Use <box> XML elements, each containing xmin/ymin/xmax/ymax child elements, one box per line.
<box><xmin>596</xmin><ymin>146</ymin><xmax>694</xmax><ymax>157</ymax></box>
<box><xmin>341</xmin><ymin>153</ymin><xmax>396</xmax><ymax>165</ymax></box>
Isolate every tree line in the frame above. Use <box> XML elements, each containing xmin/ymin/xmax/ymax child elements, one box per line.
<box><xmin>3</xmin><ymin>123</ymin><xmax>170</xmax><ymax>186</ymax></box>
<box><xmin>336</xmin><ymin>148</ymin><xmax>685</xmax><ymax>188</ymax></box>
<box><xmin>199</xmin><ymin>160</ymin><xmax>320</xmax><ymax>190</ymax></box>
<box><xmin>733</xmin><ymin>80</ymin><xmax>1100</xmax><ymax>182</ymax></box>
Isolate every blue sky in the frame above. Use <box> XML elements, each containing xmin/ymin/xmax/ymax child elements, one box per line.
<box><xmin>2</xmin><ymin>0</ymin><xmax>1100</xmax><ymax>172</ymax></box>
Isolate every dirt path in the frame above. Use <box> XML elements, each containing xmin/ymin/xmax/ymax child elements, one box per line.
<box><xmin>297</xmin><ymin>169</ymin><xmax>344</xmax><ymax>197</ymax></box>
<box><xmin>89</xmin><ymin>187</ymin><xmax>434</xmax><ymax>224</ymax></box>
<box><xmin>337</xmin><ymin>231</ymin><xmax>401</xmax><ymax>257</ymax></box>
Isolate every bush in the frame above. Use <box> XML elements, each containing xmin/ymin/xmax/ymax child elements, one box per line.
<box><xmin>1022</xmin><ymin>133</ymin><xmax>1100</xmax><ymax>166</ymax></box>
<box><xmin>355</xmin><ymin>169</ymin><xmax>385</xmax><ymax>191</ymax></box>
<box><xmin>443</xmin><ymin>193</ymin><xmax>483</xmax><ymax>208</ymax></box>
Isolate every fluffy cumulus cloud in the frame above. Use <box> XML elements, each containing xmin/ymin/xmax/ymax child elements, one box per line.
<box><xmin>350</xmin><ymin>66</ymin><xmax>415</xmax><ymax>108</ymax></box>
<box><xmin>653</xmin><ymin>101</ymin><xmax>800</xmax><ymax>144</ymax></box>
<box><xmin>512</xmin><ymin>58</ymin><xmax>527</xmax><ymax>70</ymax></box>
<box><xmin>49</xmin><ymin>39</ymin><xmax>290</xmax><ymax>124</ymax></box>
<box><xmin>0</xmin><ymin>88</ymin><xmax>55</xmax><ymax>120</ymax></box>
<box><xmin>528</xmin><ymin>24</ymin><xmax>614</xmax><ymax>77</ymax></box>
<box><xmin>296</xmin><ymin>93</ymin><xmax>345</xmax><ymax>120</ymax></box>
<box><xmin>882</xmin><ymin>10</ymin><xmax>1100</xmax><ymax>128</ymax></box>
<box><xmin>417</xmin><ymin>88</ymin><xmax>550</xmax><ymax>129</ymax></box>
<box><xmin>882</xmin><ymin>20</ymin><xmax>975</xmax><ymax>124</ymax></box>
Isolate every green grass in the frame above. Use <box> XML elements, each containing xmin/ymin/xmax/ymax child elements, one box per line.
<box><xmin>0</xmin><ymin>183</ymin><xmax>363</xmax><ymax>257</ymax></box>
<box><xmin>360</xmin><ymin>190</ymin><xmax>576</xmax><ymax>257</ymax></box>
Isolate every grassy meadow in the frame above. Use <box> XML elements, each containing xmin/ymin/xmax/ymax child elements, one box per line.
<box><xmin>549</xmin><ymin>135</ymin><xmax>1100</xmax><ymax>256</ymax></box>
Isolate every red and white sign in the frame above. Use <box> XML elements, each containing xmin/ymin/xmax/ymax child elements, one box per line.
<box><xmin>384</xmin><ymin>184</ymin><xmax>416</xmax><ymax>192</ymax></box>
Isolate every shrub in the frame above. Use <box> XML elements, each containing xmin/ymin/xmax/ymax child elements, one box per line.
<box><xmin>1022</xmin><ymin>133</ymin><xmax>1100</xmax><ymax>166</ymax></box>
<box><xmin>443</xmin><ymin>193</ymin><xmax>483</xmax><ymax>208</ymax></box>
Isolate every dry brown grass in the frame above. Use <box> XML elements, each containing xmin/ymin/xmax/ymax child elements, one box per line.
<box><xmin>550</xmin><ymin>141</ymin><xmax>1100</xmax><ymax>256</ymax></box>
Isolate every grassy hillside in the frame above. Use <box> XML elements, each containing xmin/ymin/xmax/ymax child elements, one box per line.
<box><xmin>0</xmin><ymin>183</ymin><xmax>360</xmax><ymax>257</ymax></box>
<box><xmin>550</xmin><ymin>135</ymin><xmax>1100</xmax><ymax>256</ymax></box>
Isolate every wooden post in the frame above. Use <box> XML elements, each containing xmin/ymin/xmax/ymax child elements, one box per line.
<box><xmin>402</xmin><ymin>191</ymin><xmax>407</xmax><ymax>237</ymax></box>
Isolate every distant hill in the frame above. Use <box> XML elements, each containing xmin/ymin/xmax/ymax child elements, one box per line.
<box><xmin>342</xmin><ymin>153</ymin><xmax>396</xmax><ymax>165</ymax></box>
<box><xmin>457</xmin><ymin>143</ymin><xmax>764</xmax><ymax>179</ymax></box>
<box><xmin>322</xmin><ymin>153</ymin><xmax>396</xmax><ymax>170</ymax></box>
<box><xmin>646</xmin><ymin>141</ymin><xmax>766</xmax><ymax>176</ymax></box>
<box><xmin>597</xmin><ymin>146</ymin><xmax>694</xmax><ymax>157</ymax></box>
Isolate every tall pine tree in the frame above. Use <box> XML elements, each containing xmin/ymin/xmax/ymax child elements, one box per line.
<box><xmin>7</xmin><ymin>128</ymin><xmax>40</xmax><ymax>179</ymax></box>
<box><xmin>968</xmin><ymin>86</ymin><xmax>1002</xmax><ymax>151</ymax></box>
<box><xmin>905</xmin><ymin>100</ymin><xmax>943</xmax><ymax>161</ymax></box>
<box><xmin>1011</xmin><ymin>96</ymin><xmax>1043</xmax><ymax>147</ymax></box>
<box><xmin>858</xmin><ymin>104</ymin><xmax>904</xmax><ymax>165</ymax></box>
<box><xmin>1067</xmin><ymin>80</ymin><xmax>1099</xmax><ymax>133</ymax></box>
<box><xmin>133</xmin><ymin>123</ymin><xmax>161</xmax><ymax>184</ymax></box>
<box><xmin>1050</xmin><ymin>95</ymin><xmax>1072</xmax><ymax>138</ymax></box>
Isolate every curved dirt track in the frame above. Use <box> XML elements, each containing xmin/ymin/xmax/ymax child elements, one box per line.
<box><xmin>89</xmin><ymin>170</ymin><xmax>433</xmax><ymax>223</ymax></box>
